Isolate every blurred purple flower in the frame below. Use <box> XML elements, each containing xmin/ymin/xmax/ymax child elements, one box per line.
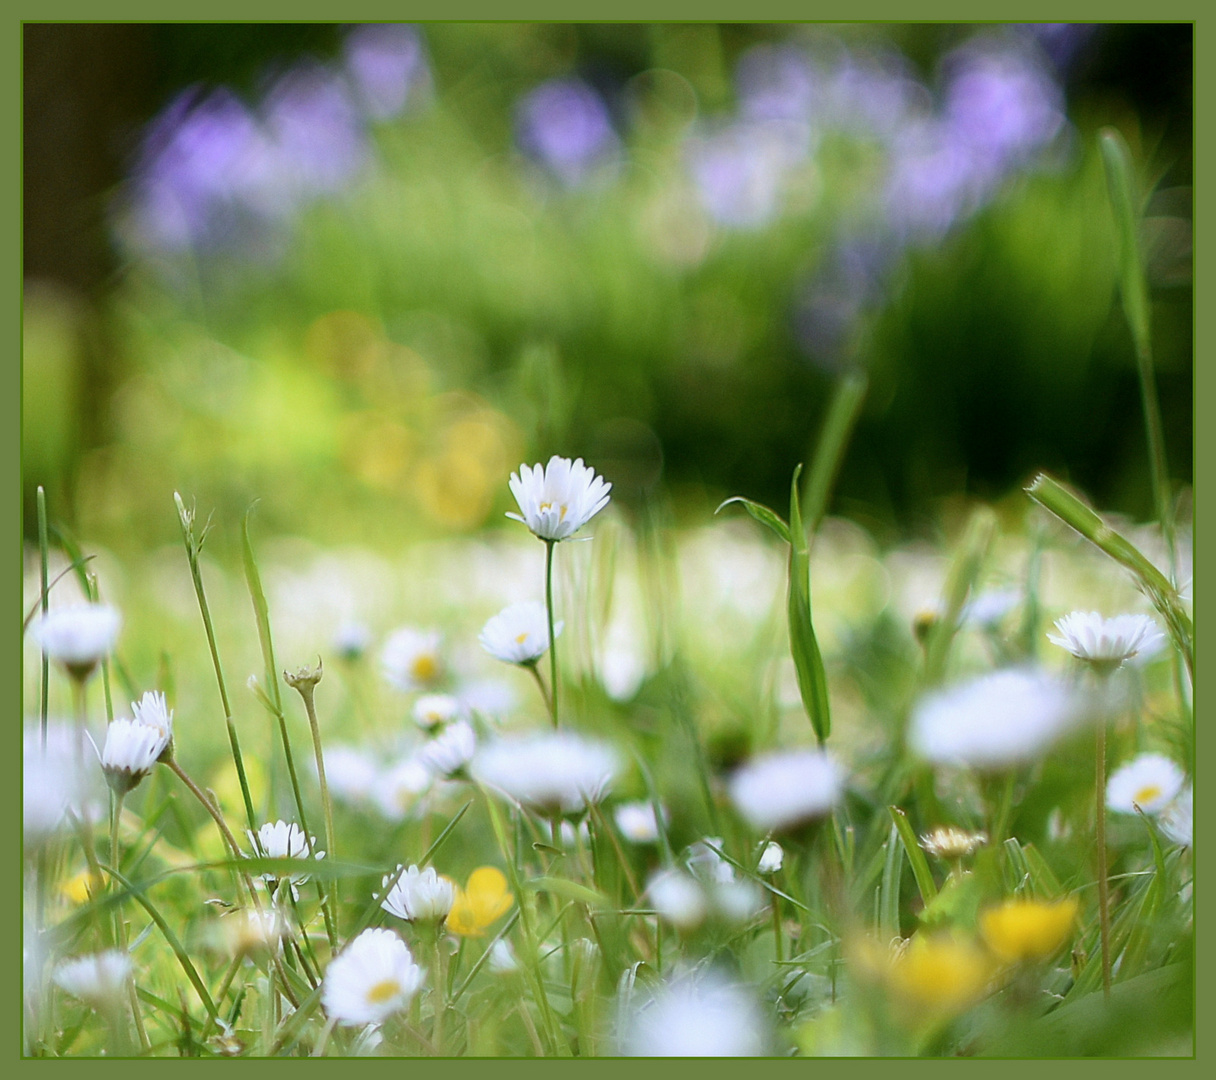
<box><xmin>736</xmin><ymin>44</ymin><xmax>817</xmax><ymax>123</ymax></box>
<box><xmin>261</xmin><ymin>64</ymin><xmax>370</xmax><ymax>196</ymax></box>
<box><xmin>883</xmin><ymin>117</ymin><xmax>985</xmax><ymax>242</ymax></box>
<box><xmin>686</xmin><ymin>120</ymin><xmax>808</xmax><ymax>229</ymax></box>
<box><xmin>516</xmin><ymin>78</ymin><xmax>619</xmax><ymax>185</ymax></box>
<box><xmin>343</xmin><ymin>23</ymin><xmax>430</xmax><ymax>120</ymax></box>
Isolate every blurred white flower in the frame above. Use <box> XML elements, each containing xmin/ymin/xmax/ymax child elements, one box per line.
<box><xmin>964</xmin><ymin>588</ymin><xmax>1020</xmax><ymax>629</ymax></box>
<box><xmin>381</xmin><ymin>864</ymin><xmax>456</xmax><ymax>923</ymax></box>
<box><xmin>686</xmin><ymin>838</ymin><xmax>736</xmax><ymax>885</ymax></box>
<box><xmin>323</xmin><ymin>745</ymin><xmax>380</xmax><ymax>804</ymax></box>
<box><xmin>321</xmin><ymin>928</ymin><xmax>425</xmax><ymax>1026</ymax></box>
<box><xmin>24</xmin><ymin>726</ymin><xmax>86</xmax><ymax>843</ymax></box>
<box><xmin>472</xmin><ymin>732</ymin><xmax>619</xmax><ymax>814</ymax></box>
<box><xmin>31</xmin><ymin>603</ymin><xmax>121</xmax><ymax>679</ymax></box>
<box><xmin>487</xmin><ymin>937</ymin><xmax>519</xmax><ymax>973</ymax></box>
<box><xmin>100</xmin><ymin>717</ymin><xmax>171</xmax><ymax>794</ymax></box>
<box><xmin>417</xmin><ymin>719</ymin><xmax>476</xmax><ymax>778</ymax></box>
<box><xmin>248</xmin><ymin>820</ymin><xmax>325</xmax><ymax>897</ymax></box>
<box><xmin>918</xmin><ymin>825</ymin><xmax>987</xmax><ymax>860</ymax></box>
<box><xmin>618</xmin><ymin>970</ymin><xmax>768</xmax><ymax>1055</ymax></box>
<box><xmin>714</xmin><ymin>878</ymin><xmax>766</xmax><ymax>923</ymax></box>
<box><xmin>728</xmin><ymin>749</ymin><xmax>844</xmax><ymax>832</ymax></box>
<box><xmin>412</xmin><ymin>693</ymin><xmax>464</xmax><ymax>731</ymax></box>
<box><xmin>219</xmin><ymin>907</ymin><xmax>285</xmax><ymax>959</ymax></box>
<box><xmin>373</xmin><ymin>756</ymin><xmax>433</xmax><ymax>820</ymax></box>
<box><xmin>614</xmin><ymin>800</ymin><xmax>662</xmax><ymax>844</ymax></box>
<box><xmin>457</xmin><ymin>678</ymin><xmax>516</xmax><ymax>721</ymax></box>
<box><xmin>53</xmin><ymin>950</ymin><xmax>132</xmax><ymax>1011</ymax></box>
<box><xmin>646</xmin><ymin>869</ymin><xmax>708</xmax><ymax>931</ymax></box>
<box><xmin>333</xmin><ymin>620</ymin><xmax>371</xmax><ymax>661</ymax></box>
<box><xmin>480</xmin><ymin>600</ymin><xmax>561</xmax><ymax>665</ymax></box>
<box><xmin>1048</xmin><ymin>611</ymin><xmax>1166</xmax><ymax>669</ymax></box>
<box><xmin>909</xmin><ymin>667</ymin><xmax>1082</xmax><ymax>769</ymax></box>
<box><xmin>758</xmin><ymin>840</ymin><xmax>784</xmax><ymax>873</ymax></box>
<box><xmin>381</xmin><ymin>627</ymin><xmax>445</xmax><ymax>692</ymax></box>
<box><xmin>1106</xmin><ymin>753</ymin><xmax>1185</xmax><ymax>816</ymax></box>
<box><xmin>507</xmin><ymin>456</ymin><xmax>612</xmax><ymax>541</ymax></box>
<box><xmin>1159</xmin><ymin>786</ymin><xmax>1192</xmax><ymax>848</ymax></box>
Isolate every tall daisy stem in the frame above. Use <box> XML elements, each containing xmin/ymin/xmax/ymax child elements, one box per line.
<box><xmin>1095</xmin><ymin>721</ymin><xmax>1112</xmax><ymax>999</ymax></box>
<box><xmin>544</xmin><ymin>540</ymin><xmax>559</xmax><ymax>728</ymax></box>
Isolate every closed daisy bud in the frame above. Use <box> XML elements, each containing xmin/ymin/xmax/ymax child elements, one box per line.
<box><xmin>53</xmin><ymin>950</ymin><xmax>133</xmax><ymax>1011</ymax></box>
<box><xmin>979</xmin><ymin>897</ymin><xmax>1079</xmax><ymax>964</ymax></box>
<box><xmin>131</xmin><ymin>690</ymin><xmax>174</xmax><ymax>760</ymax></box>
<box><xmin>758</xmin><ymin>841</ymin><xmax>784</xmax><ymax>874</ymax></box>
<box><xmin>487</xmin><ymin>938</ymin><xmax>519</xmax><ymax>974</ymax></box>
<box><xmin>248</xmin><ymin>820</ymin><xmax>325</xmax><ymax>898</ymax></box>
<box><xmin>321</xmin><ymin>928</ymin><xmax>425</xmax><ymax>1026</ymax></box>
<box><xmin>381</xmin><ymin>864</ymin><xmax>456</xmax><ymax>924</ymax></box>
<box><xmin>506</xmin><ymin>456</ymin><xmax>612</xmax><ymax>541</ymax></box>
<box><xmin>100</xmin><ymin>717</ymin><xmax>170</xmax><ymax>795</ymax></box>
<box><xmin>32</xmin><ymin>603</ymin><xmax>121</xmax><ymax>682</ymax></box>
<box><xmin>381</xmin><ymin>627</ymin><xmax>445</xmax><ymax>692</ymax></box>
<box><xmin>1106</xmin><ymin>753</ymin><xmax>1185</xmax><ymax>816</ymax></box>
<box><xmin>479</xmin><ymin>601</ymin><xmax>561</xmax><ymax>665</ymax></box>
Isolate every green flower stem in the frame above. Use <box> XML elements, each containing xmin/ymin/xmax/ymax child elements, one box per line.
<box><xmin>1095</xmin><ymin>721</ymin><xmax>1112</xmax><ymax>999</ymax></box>
<box><xmin>526</xmin><ymin>661</ymin><xmax>553</xmax><ymax>718</ymax></box>
<box><xmin>36</xmin><ymin>486</ymin><xmax>50</xmax><ymax>749</ymax></box>
<box><xmin>174</xmin><ymin>493</ymin><xmax>259</xmax><ymax>834</ymax></box>
<box><xmin>544</xmin><ymin>539</ymin><xmax>559</xmax><ymax>728</ymax></box>
<box><xmin>801</xmin><ymin>368</ymin><xmax>869</xmax><ymax>539</ymax></box>
<box><xmin>586</xmin><ymin>801</ymin><xmax>640</xmax><ymax>903</ymax></box>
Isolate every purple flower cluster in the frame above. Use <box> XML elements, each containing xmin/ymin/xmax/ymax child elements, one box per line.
<box><xmin>121</xmin><ymin>24</ymin><xmax>430</xmax><ymax>257</ymax></box>
<box><xmin>515</xmin><ymin>77</ymin><xmax>620</xmax><ymax>186</ymax></box>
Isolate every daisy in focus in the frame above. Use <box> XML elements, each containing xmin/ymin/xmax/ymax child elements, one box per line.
<box><xmin>100</xmin><ymin>716</ymin><xmax>172</xmax><ymax>794</ymax></box>
<box><xmin>321</xmin><ymin>928</ymin><xmax>425</xmax><ymax>1026</ymax></box>
<box><xmin>507</xmin><ymin>456</ymin><xmax>611</xmax><ymax>541</ymax></box>
<box><xmin>248</xmin><ymin>820</ymin><xmax>325</xmax><ymax>897</ymax></box>
<box><xmin>381</xmin><ymin>864</ymin><xmax>456</xmax><ymax>924</ymax></box>
<box><xmin>479</xmin><ymin>600</ymin><xmax>562</xmax><ymax>665</ymax></box>
<box><xmin>1047</xmin><ymin>611</ymin><xmax>1166</xmax><ymax>671</ymax></box>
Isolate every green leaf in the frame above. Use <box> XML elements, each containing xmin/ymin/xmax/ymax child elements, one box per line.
<box><xmin>714</xmin><ymin>496</ymin><xmax>791</xmax><ymax>544</ymax></box>
<box><xmin>787</xmin><ymin>464</ymin><xmax>831</xmax><ymax>744</ymax></box>
<box><xmin>526</xmin><ymin>876</ymin><xmax>610</xmax><ymax>908</ymax></box>
<box><xmin>1099</xmin><ymin>128</ymin><xmax>1152</xmax><ymax>363</ymax></box>
<box><xmin>878</xmin><ymin>821</ymin><xmax>902</xmax><ymax>941</ymax></box>
<box><xmin>888</xmin><ymin>806</ymin><xmax>938</xmax><ymax>906</ymax></box>
<box><xmin>923</xmin><ymin>506</ymin><xmax>996</xmax><ymax>685</ymax></box>
<box><xmin>241</xmin><ymin>504</ymin><xmax>282</xmax><ymax>712</ymax></box>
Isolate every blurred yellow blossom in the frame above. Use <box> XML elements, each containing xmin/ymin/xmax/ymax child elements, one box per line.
<box><xmin>979</xmin><ymin>897</ymin><xmax>1079</xmax><ymax>964</ymax></box>
<box><xmin>445</xmin><ymin>867</ymin><xmax>514</xmax><ymax>936</ymax></box>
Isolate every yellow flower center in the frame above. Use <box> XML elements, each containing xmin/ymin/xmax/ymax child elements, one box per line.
<box><xmin>538</xmin><ymin>501</ymin><xmax>568</xmax><ymax>521</ymax></box>
<box><xmin>514</xmin><ymin>632</ymin><xmax>529</xmax><ymax>644</ymax></box>
<box><xmin>365</xmin><ymin>979</ymin><xmax>401</xmax><ymax>1005</ymax></box>
<box><xmin>1134</xmin><ymin>785</ymin><xmax>1162</xmax><ymax>806</ymax></box>
<box><xmin>411</xmin><ymin>654</ymin><xmax>439</xmax><ymax>682</ymax></box>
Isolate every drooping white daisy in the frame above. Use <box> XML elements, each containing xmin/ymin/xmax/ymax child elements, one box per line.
<box><xmin>479</xmin><ymin>601</ymin><xmax>562</xmax><ymax>665</ymax></box>
<box><xmin>248</xmin><ymin>820</ymin><xmax>325</xmax><ymax>896</ymax></box>
<box><xmin>1106</xmin><ymin>753</ymin><xmax>1186</xmax><ymax>816</ymax></box>
<box><xmin>1047</xmin><ymin>611</ymin><xmax>1166</xmax><ymax>670</ymax></box>
<box><xmin>614</xmin><ymin>800</ymin><xmax>662</xmax><ymax>844</ymax></box>
<box><xmin>373</xmin><ymin>756</ymin><xmax>433</xmax><ymax>820</ymax></box>
<box><xmin>758</xmin><ymin>840</ymin><xmax>784</xmax><ymax>874</ymax></box>
<box><xmin>909</xmin><ymin>667</ymin><xmax>1083</xmax><ymax>770</ymax></box>
<box><xmin>381</xmin><ymin>627</ymin><xmax>445</xmax><ymax>693</ymax></box>
<box><xmin>506</xmin><ymin>456</ymin><xmax>612</xmax><ymax>541</ymax></box>
<box><xmin>381</xmin><ymin>864</ymin><xmax>456</xmax><ymax>923</ymax></box>
<box><xmin>100</xmin><ymin>717</ymin><xmax>171</xmax><ymax>794</ymax></box>
<box><xmin>412</xmin><ymin>693</ymin><xmax>464</xmax><ymax>731</ymax></box>
<box><xmin>646</xmin><ymin>869</ymin><xmax>708</xmax><ymax>931</ymax></box>
<box><xmin>617</xmin><ymin>970</ymin><xmax>768</xmax><ymax>1056</ymax></box>
<box><xmin>321</xmin><ymin>928</ymin><xmax>425</xmax><ymax>1026</ymax></box>
<box><xmin>1159</xmin><ymin>786</ymin><xmax>1192</xmax><ymax>848</ymax></box>
<box><xmin>417</xmin><ymin>719</ymin><xmax>476</xmax><ymax>778</ymax></box>
<box><xmin>728</xmin><ymin>749</ymin><xmax>844</xmax><ymax>833</ymax></box>
<box><xmin>53</xmin><ymin>950</ymin><xmax>133</xmax><ymax>1010</ymax></box>
<box><xmin>31</xmin><ymin>603</ymin><xmax>121</xmax><ymax>681</ymax></box>
<box><xmin>472</xmin><ymin>732</ymin><xmax>620</xmax><ymax>815</ymax></box>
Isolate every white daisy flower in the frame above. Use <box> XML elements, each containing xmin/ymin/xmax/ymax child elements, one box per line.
<box><xmin>31</xmin><ymin>603</ymin><xmax>121</xmax><ymax>680</ymax></box>
<box><xmin>1106</xmin><ymin>753</ymin><xmax>1185</xmax><ymax>816</ymax></box>
<box><xmin>131</xmin><ymin>690</ymin><xmax>173</xmax><ymax>744</ymax></box>
<box><xmin>24</xmin><ymin>726</ymin><xmax>86</xmax><ymax>842</ymax></box>
<box><xmin>758</xmin><ymin>840</ymin><xmax>784</xmax><ymax>874</ymax></box>
<box><xmin>248</xmin><ymin>820</ymin><xmax>325</xmax><ymax>896</ymax></box>
<box><xmin>381</xmin><ymin>627</ymin><xmax>445</xmax><ymax>692</ymax></box>
<box><xmin>53</xmin><ymin>950</ymin><xmax>132</xmax><ymax>1010</ymax></box>
<box><xmin>487</xmin><ymin>938</ymin><xmax>519</xmax><ymax>974</ymax></box>
<box><xmin>909</xmin><ymin>667</ymin><xmax>1083</xmax><ymax>770</ymax></box>
<box><xmin>1159</xmin><ymin>786</ymin><xmax>1192</xmax><ymax>848</ymax></box>
<box><xmin>381</xmin><ymin>864</ymin><xmax>456</xmax><ymax>923</ymax></box>
<box><xmin>417</xmin><ymin>719</ymin><xmax>476</xmax><ymax>778</ymax></box>
<box><xmin>728</xmin><ymin>749</ymin><xmax>844</xmax><ymax>833</ymax></box>
<box><xmin>506</xmin><ymin>456</ymin><xmax>612</xmax><ymax>541</ymax></box>
<box><xmin>918</xmin><ymin>826</ymin><xmax>987</xmax><ymax>861</ymax></box>
<box><xmin>321</xmin><ymin>928</ymin><xmax>425</xmax><ymax>1026</ymax></box>
<box><xmin>646</xmin><ymin>869</ymin><xmax>708</xmax><ymax>931</ymax></box>
<box><xmin>479</xmin><ymin>601</ymin><xmax>562</xmax><ymax>665</ymax></box>
<box><xmin>614</xmin><ymin>800</ymin><xmax>662</xmax><ymax>844</ymax></box>
<box><xmin>412</xmin><ymin>693</ymin><xmax>464</xmax><ymax>731</ymax></box>
<box><xmin>1047</xmin><ymin>611</ymin><xmax>1166</xmax><ymax>669</ymax></box>
<box><xmin>100</xmin><ymin>717</ymin><xmax>171</xmax><ymax>794</ymax></box>
<box><xmin>618</xmin><ymin>971</ymin><xmax>768</xmax><ymax>1056</ymax></box>
<box><xmin>472</xmin><ymin>732</ymin><xmax>620</xmax><ymax>815</ymax></box>
<box><xmin>373</xmin><ymin>756</ymin><xmax>433</xmax><ymax>820</ymax></box>
<box><xmin>323</xmin><ymin>746</ymin><xmax>381</xmax><ymax>805</ymax></box>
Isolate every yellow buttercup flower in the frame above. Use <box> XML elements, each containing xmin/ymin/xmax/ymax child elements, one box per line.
<box><xmin>887</xmin><ymin>936</ymin><xmax>995</xmax><ymax>1017</ymax></box>
<box><xmin>62</xmin><ymin>869</ymin><xmax>103</xmax><ymax>905</ymax></box>
<box><xmin>445</xmin><ymin>867</ymin><xmax>514</xmax><ymax>936</ymax></box>
<box><xmin>979</xmin><ymin>897</ymin><xmax>1079</xmax><ymax>964</ymax></box>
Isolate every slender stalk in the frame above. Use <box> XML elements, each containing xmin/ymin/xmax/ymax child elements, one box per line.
<box><xmin>174</xmin><ymin>494</ymin><xmax>258</xmax><ymax>833</ymax></box>
<box><xmin>801</xmin><ymin>368</ymin><xmax>869</xmax><ymax>538</ymax></box>
<box><xmin>526</xmin><ymin>661</ymin><xmax>553</xmax><ymax>717</ymax></box>
<box><xmin>1095</xmin><ymin>721</ymin><xmax>1112</xmax><ymax>999</ymax></box>
<box><xmin>37</xmin><ymin>486</ymin><xmax>50</xmax><ymax>750</ymax></box>
<box><xmin>544</xmin><ymin>539</ymin><xmax>559</xmax><ymax>727</ymax></box>
<box><xmin>166</xmin><ymin>758</ymin><xmax>244</xmax><ymax>863</ymax></box>
<box><xmin>771</xmin><ymin>893</ymin><xmax>784</xmax><ymax>964</ymax></box>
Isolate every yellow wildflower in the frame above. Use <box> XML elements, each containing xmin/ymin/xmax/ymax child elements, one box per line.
<box><xmin>887</xmin><ymin>935</ymin><xmax>995</xmax><ymax>1017</ymax></box>
<box><xmin>445</xmin><ymin>867</ymin><xmax>514</xmax><ymax>936</ymax></box>
<box><xmin>979</xmin><ymin>897</ymin><xmax>1079</xmax><ymax>964</ymax></box>
<box><xmin>61</xmin><ymin>869</ymin><xmax>103</xmax><ymax>905</ymax></box>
